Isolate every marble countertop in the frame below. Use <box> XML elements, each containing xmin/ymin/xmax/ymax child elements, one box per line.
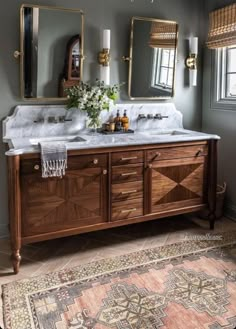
<box><xmin>5</xmin><ymin>128</ymin><xmax>220</xmax><ymax>156</ymax></box>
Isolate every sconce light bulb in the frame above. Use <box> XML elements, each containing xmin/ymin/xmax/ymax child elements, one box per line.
<box><xmin>100</xmin><ymin>66</ymin><xmax>110</xmax><ymax>85</ymax></box>
<box><xmin>190</xmin><ymin>37</ymin><xmax>198</xmax><ymax>55</ymax></box>
<box><xmin>103</xmin><ymin>29</ymin><xmax>110</xmax><ymax>49</ymax></box>
<box><xmin>190</xmin><ymin>69</ymin><xmax>197</xmax><ymax>87</ymax></box>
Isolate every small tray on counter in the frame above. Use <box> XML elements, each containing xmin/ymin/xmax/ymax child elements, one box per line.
<box><xmin>99</xmin><ymin>129</ymin><xmax>134</xmax><ymax>135</ymax></box>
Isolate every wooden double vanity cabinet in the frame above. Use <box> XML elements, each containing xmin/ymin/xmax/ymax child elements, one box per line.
<box><xmin>8</xmin><ymin>139</ymin><xmax>217</xmax><ymax>274</ymax></box>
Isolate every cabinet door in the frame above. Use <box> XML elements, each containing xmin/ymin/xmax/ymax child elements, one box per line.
<box><xmin>21</xmin><ymin>161</ymin><xmax>108</xmax><ymax>237</ymax></box>
<box><xmin>148</xmin><ymin>157</ymin><xmax>207</xmax><ymax>214</ymax></box>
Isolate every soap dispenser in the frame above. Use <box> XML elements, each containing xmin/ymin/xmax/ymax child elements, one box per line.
<box><xmin>121</xmin><ymin>109</ymin><xmax>129</xmax><ymax>131</ymax></box>
<box><xmin>114</xmin><ymin>109</ymin><xmax>122</xmax><ymax>131</ymax></box>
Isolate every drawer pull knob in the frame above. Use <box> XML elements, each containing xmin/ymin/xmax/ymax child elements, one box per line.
<box><xmin>34</xmin><ymin>164</ymin><xmax>40</xmax><ymax>170</ymax></box>
<box><xmin>93</xmin><ymin>158</ymin><xmax>99</xmax><ymax>164</ymax></box>
<box><xmin>196</xmin><ymin>150</ymin><xmax>203</xmax><ymax>156</ymax></box>
<box><xmin>152</xmin><ymin>152</ymin><xmax>161</xmax><ymax>161</ymax></box>
<box><xmin>121</xmin><ymin>208</ymin><xmax>137</xmax><ymax>213</ymax></box>
<box><xmin>103</xmin><ymin>169</ymin><xmax>108</xmax><ymax>175</ymax></box>
<box><xmin>121</xmin><ymin>190</ymin><xmax>137</xmax><ymax>195</ymax></box>
<box><xmin>121</xmin><ymin>171</ymin><xmax>137</xmax><ymax>177</ymax></box>
<box><xmin>148</xmin><ymin>164</ymin><xmax>153</xmax><ymax>169</ymax></box>
<box><xmin>121</xmin><ymin>156</ymin><xmax>138</xmax><ymax>161</ymax></box>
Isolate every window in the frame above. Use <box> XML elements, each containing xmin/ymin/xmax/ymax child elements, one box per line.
<box><xmin>225</xmin><ymin>47</ymin><xmax>236</xmax><ymax>97</ymax></box>
<box><xmin>151</xmin><ymin>48</ymin><xmax>174</xmax><ymax>90</ymax></box>
<box><xmin>212</xmin><ymin>46</ymin><xmax>236</xmax><ymax>109</ymax></box>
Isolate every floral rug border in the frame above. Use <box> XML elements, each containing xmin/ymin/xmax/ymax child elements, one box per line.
<box><xmin>2</xmin><ymin>230</ymin><xmax>236</xmax><ymax>329</ymax></box>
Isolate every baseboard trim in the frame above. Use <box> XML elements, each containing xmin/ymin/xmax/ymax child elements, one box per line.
<box><xmin>225</xmin><ymin>202</ymin><xmax>236</xmax><ymax>221</ymax></box>
<box><xmin>0</xmin><ymin>224</ymin><xmax>9</xmax><ymax>238</ymax></box>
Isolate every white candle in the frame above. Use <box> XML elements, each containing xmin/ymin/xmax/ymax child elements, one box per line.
<box><xmin>103</xmin><ymin>29</ymin><xmax>110</xmax><ymax>49</ymax></box>
<box><xmin>190</xmin><ymin>37</ymin><xmax>198</xmax><ymax>55</ymax></box>
<box><xmin>100</xmin><ymin>65</ymin><xmax>110</xmax><ymax>85</ymax></box>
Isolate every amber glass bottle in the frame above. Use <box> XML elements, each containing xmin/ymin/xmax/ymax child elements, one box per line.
<box><xmin>114</xmin><ymin>110</ymin><xmax>122</xmax><ymax>131</ymax></box>
<box><xmin>121</xmin><ymin>109</ymin><xmax>129</xmax><ymax>131</ymax></box>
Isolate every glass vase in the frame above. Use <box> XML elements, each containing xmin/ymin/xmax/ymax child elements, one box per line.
<box><xmin>87</xmin><ymin>116</ymin><xmax>101</xmax><ymax>135</ymax></box>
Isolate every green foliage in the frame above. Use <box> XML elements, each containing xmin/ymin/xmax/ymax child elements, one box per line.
<box><xmin>65</xmin><ymin>80</ymin><xmax>123</xmax><ymax>128</ymax></box>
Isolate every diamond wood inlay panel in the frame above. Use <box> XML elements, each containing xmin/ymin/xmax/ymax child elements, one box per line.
<box><xmin>181</xmin><ymin>164</ymin><xmax>204</xmax><ymax>197</ymax></box>
<box><xmin>21</xmin><ymin>167</ymin><xmax>107</xmax><ymax>237</ymax></box>
<box><xmin>151</xmin><ymin>158</ymin><xmax>206</xmax><ymax>213</ymax></box>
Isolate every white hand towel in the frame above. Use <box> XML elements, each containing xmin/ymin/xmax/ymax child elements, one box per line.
<box><xmin>40</xmin><ymin>141</ymin><xmax>67</xmax><ymax>178</ymax></box>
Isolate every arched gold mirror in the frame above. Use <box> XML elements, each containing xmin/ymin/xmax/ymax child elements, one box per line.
<box><xmin>16</xmin><ymin>4</ymin><xmax>84</xmax><ymax>101</ymax></box>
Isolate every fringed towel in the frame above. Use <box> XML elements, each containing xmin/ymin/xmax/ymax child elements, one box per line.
<box><xmin>40</xmin><ymin>141</ymin><xmax>67</xmax><ymax>178</ymax></box>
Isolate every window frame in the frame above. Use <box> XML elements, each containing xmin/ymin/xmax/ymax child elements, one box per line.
<box><xmin>211</xmin><ymin>46</ymin><xmax>236</xmax><ymax>111</ymax></box>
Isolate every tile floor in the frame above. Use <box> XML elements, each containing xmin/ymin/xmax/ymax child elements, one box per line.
<box><xmin>0</xmin><ymin>214</ymin><xmax>236</xmax><ymax>328</ymax></box>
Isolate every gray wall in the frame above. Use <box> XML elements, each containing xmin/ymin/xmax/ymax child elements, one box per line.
<box><xmin>0</xmin><ymin>0</ymin><xmax>204</xmax><ymax>236</ymax></box>
<box><xmin>202</xmin><ymin>0</ymin><xmax>236</xmax><ymax>219</ymax></box>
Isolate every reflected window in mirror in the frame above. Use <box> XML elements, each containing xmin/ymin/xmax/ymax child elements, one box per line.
<box><xmin>151</xmin><ymin>48</ymin><xmax>175</xmax><ymax>92</ymax></box>
<box><xmin>71</xmin><ymin>40</ymin><xmax>80</xmax><ymax>78</ymax></box>
<box><xmin>128</xmin><ymin>17</ymin><xmax>178</xmax><ymax>100</ymax></box>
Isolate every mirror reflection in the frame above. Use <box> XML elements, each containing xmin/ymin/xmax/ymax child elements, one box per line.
<box><xmin>71</xmin><ymin>40</ymin><xmax>80</xmax><ymax>78</ymax></box>
<box><xmin>128</xmin><ymin>17</ymin><xmax>178</xmax><ymax>99</ymax></box>
<box><xmin>59</xmin><ymin>35</ymin><xmax>81</xmax><ymax>97</ymax></box>
<box><xmin>21</xmin><ymin>5</ymin><xmax>84</xmax><ymax>99</ymax></box>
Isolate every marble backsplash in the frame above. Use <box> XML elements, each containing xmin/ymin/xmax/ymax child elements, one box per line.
<box><xmin>3</xmin><ymin>103</ymin><xmax>183</xmax><ymax>140</ymax></box>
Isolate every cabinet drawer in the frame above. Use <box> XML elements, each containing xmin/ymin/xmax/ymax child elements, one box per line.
<box><xmin>112</xmin><ymin>181</ymin><xmax>143</xmax><ymax>202</ymax></box>
<box><xmin>147</xmin><ymin>144</ymin><xmax>208</xmax><ymax>162</ymax></box>
<box><xmin>111</xmin><ymin>150</ymin><xmax>144</xmax><ymax>166</ymax></box>
<box><xmin>21</xmin><ymin>154</ymin><xmax>107</xmax><ymax>175</ymax></box>
<box><xmin>112</xmin><ymin>198</ymin><xmax>143</xmax><ymax>221</ymax></box>
<box><xmin>112</xmin><ymin>164</ymin><xmax>143</xmax><ymax>183</ymax></box>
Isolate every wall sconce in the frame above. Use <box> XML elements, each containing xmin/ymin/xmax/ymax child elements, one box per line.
<box><xmin>98</xmin><ymin>29</ymin><xmax>110</xmax><ymax>85</ymax></box>
<box><xmin>185</xmin><ymin>37</ymin><xmax>198</xmax><ymax>86</ymax></box>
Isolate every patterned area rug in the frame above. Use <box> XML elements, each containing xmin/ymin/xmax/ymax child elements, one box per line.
<box><xmin>2</xmin><ymin>231</ymin><xmax>236</xmax><ymax>329</ymax></box>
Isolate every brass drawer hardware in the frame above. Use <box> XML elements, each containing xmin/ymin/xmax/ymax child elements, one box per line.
<box><xmin>93</xmin><ymin>158</ymin><xmax>99</xmax><ymax>164</ymax></box>
<box><xmin>196</xmin><ymin>149</ymin><xmax>203</xmax><ymax>156</ymax></box>
<box><xmin>103</xmin><ymin>169</ymin><xmax>108</xmax><ymax>175</ymax></box>
<box><xmin>121</xmin><ymin>156</ymin><xmax>138</xmax><ymax>161</ymax></box>
<box><xmin>34</xmin><ymin>165</ymin><xmax>40</xmax><ymax>170</ymax></box>
<box><xmin>152</xmin><ymin>152</ymin><xmax>161</xmax><ymax>161</ymax></box>
<box><xmin>121</xmin><ymin>190</ymin><xmax>137</xmax><ymax>195</ymax></box>
<box><xmin>121</xmin><ymin>208</ymin><xmax>137</xmax><ymax>213</ymax></box>
<box><xmin>121</xmin><ymin>171</ymin><xmax>137</xmax><ymax>176</ymax></box>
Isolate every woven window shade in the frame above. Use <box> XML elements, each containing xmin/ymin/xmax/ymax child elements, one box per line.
<box><xmin>149</xmin><ymin>22</ymin><xmax>177</xmax><ymax>48</ymax></box>
<box><xmin>206</xmin><ymin>3</ymin><xmax>236</xmax><ymax>49</ymax></box>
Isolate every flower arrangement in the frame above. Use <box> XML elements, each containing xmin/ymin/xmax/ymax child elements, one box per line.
<box><xmin>66</xmin><ymin>80</ymin><xmax>121</xmax><ymax>129</ymax></box>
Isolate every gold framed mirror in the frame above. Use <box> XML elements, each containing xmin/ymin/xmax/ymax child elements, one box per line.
<box><xmin>128</xmin><ymin>16</ymin><xmax>178</xmax><ymax>100</ymax></box>
<box><xmin>17</xmin><ymin>4</ymin><xmax>84</xmax><ymax>101</ymax></box>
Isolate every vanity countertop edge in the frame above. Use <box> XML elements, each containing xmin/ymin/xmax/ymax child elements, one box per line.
<box><xmin>4</xmin><ymin>129</ymin><xmax>220</xmax><ymax>156</ymax></box>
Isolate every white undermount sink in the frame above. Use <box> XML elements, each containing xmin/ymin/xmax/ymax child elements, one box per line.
<box><xmin>29</xmin><ymin>136</ymin><xmax>86</xmax><ymax>145</ymax></box>
<box><xmin>140</xmin><ymin>130</ymin><xmax>190</xmax><ymax>137</ymax></box>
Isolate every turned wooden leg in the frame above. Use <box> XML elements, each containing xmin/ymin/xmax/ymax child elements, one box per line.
<box><xmin>11</xmin><ymin>249</ymin><xmax>21</xmax><ymax>274</ymax></box>
<box><xmin>208</xmin><ymin>140</ymin><xmax>217</xmax><ymax>231</ymax></box>
<box><xmin>8</xmin><ymin>155</ymin><xmax>22</xmax><ymax>274</ymax></box>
